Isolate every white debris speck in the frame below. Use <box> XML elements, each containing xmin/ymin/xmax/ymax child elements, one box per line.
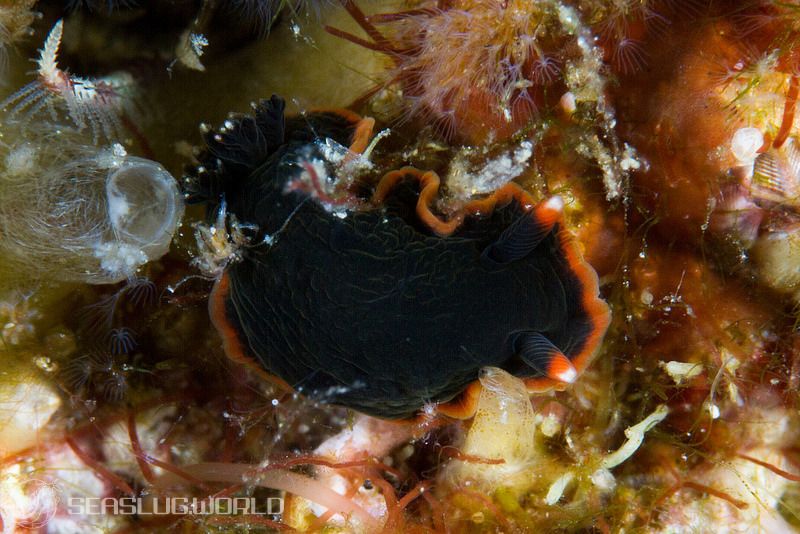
<box><xmin>447</xmin><ymin>140</ymin><xmax>534</xmax><ymax>199</ymax></box>
<box><xmin>560</xmin><ymin>91</ymin><xmax>577</xmax><ymax>114</ymax></box>
<box><xmin>94</xmin><ymin>143</ymin><xmax>127</xmax><ymax>169</ymax></box>
<box><xmin>640</xmin><ymin>289</ymin><xmax>654</xmax><ymax>305</ymax></box>
<box><xmin>94</xmin><ymin>242</ymin><xmax>147</xmax><ymax>277</ymax></box>
<box><xmin>705</xmin><ymin>402</ymin><xmax>721</xmax><ymax>419</ymax></box>
<box><xmin>545</xmin><ymin>472</ymin><xmax>575</xmax><ymax>505</ymax></box>
<box><xmin>4</xmin><ymin>144</ymin><xmax>37</xmax><ymax>178</ymax></box>
<box><xmin>112</xmin><ymin>143</ymin><xmax>127</xmax><ymax>158</ymax></box>
<box><xmin>538</xmin><ymin>412</ymin><xmax>562</xmax><ymax>437</ymax></box>
<box><xmin>619</xmin><ymin>144</ymin><xmax>642</xmax><ymax>171</ymax></box>
<box><xmin>190</xmin><ymin>33</ymin><xmax>208</xmax><ymax>57</ymax></box>
<box><xmin>659</xmin><ymin>360</ymin><xmax>703</xmax><ymax>386</ymax></box>
<box><xmin>555</xmin><ymin>3</ymin><xmax>641</xmax><ymax>201</ymax></box>
<box><xmin>175</xmin><ymin>29</ymin><xmax>208</xmax><ymax>71</ymax></box>
<box><xmin>557</xmin><ymin>5</ymin><xmax>579</xmax><ymax>32</ymax></box>
<box><xmin>590</xmin><ymin>468</ymin><xmax>616</xmax><ymax>491</ymax></box>
<box><xmin>317</xmin><ymin>138</ymin><xmax>346</xmax><ymax>165</ymax></box>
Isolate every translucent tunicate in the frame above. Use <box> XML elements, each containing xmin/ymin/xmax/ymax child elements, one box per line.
<box><xmin>0</xmin><ymin>129</ymin><xmax>184</xmax><ymax>284</ymax></box>
<box><xmin>442</xmin><ymin>367</ymin><xmax>538</xmax><ymax>489</ymax></box>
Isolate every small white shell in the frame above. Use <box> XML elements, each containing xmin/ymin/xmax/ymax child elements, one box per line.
<box><xmin>731</xmin><ymin>127</ymin><xmax>763</xmax><ymax>165</ymax></box>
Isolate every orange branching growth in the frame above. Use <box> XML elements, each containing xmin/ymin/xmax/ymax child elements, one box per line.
<box><xmin>439</xmin><ymin>446</ymin><xmax>506</xmax><ymax>465</ymax></box>
<box><xmin>677</xmin><ymin>481</ymin><xmax>749</xmax><ymax>510</ymax></box>
<box><xmin>422</xmin><ymin>490</ymin><xmax>446</xmax><ymax>532</ymax></box>
<box><xmin>127</xmin><ymin>412</ymin><xmax>156</xmax><ymax>485</ymax></box>
<box><xmin>389</xmin><ymin>481</ymin><xmax>431</xmax><ymax>531</ymax></box>
<box><xmin>652</xmin><ymin>474</ymin><xmax>749</xmax><ymax>517</ymax></box>
<box><xmin>65</xmin><ymin>437</ymin><xmax>136</xmax><ymax>497</ymax></box>
<box><xmin>738</xmin><ymin>453</ymin><xmax>800</xmax><ymax>483</ymax></box>
<box><xmin>773</xmin><ymin>75</ymin><xmax>800</xmax><ymax>149</ymax></box>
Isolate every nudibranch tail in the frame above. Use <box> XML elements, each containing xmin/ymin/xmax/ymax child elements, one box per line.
<box><xmin>513</xmin><ymin>331</ymin><xmax>578</xmax><ymax>384</ymax></box>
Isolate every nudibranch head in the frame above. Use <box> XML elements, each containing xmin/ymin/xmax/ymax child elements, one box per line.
<box><xmin>186</xmin><ymin>95</ymin><xmax>610</xmax><ymax>419</ymax></box>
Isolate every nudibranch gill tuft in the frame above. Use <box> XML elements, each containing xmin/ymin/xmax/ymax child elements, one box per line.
<box><xmin>185</xmin><ymin>95</ymin><xmax>610</xmax><ymax>419</ymax></box>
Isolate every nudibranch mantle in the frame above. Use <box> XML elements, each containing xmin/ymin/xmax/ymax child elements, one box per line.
<box><xmin>186</xmin><ymin>95</ymin><xmax>610</xmax><ymax>419</ymax></box>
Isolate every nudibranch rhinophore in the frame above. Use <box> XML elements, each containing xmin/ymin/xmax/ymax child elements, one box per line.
<box><xmin>186</xmin><ymin>96</ymin><xmax>610</xmax><ymax>419</ymax></box>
